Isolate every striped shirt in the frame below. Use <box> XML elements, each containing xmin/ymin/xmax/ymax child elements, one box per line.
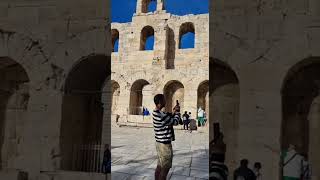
<box><xmin>152</xmin><ymin>109</ymin><xmax>181</xmax><ymax>144</ymax></box>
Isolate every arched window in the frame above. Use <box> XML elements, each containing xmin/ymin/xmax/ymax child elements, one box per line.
<box><xmin>179</xmin><ymin>22</ymin><xmax>195</xmax><ymax>49</ymax></box>
<box><xmin>140</xmin><ymin>26</ymin><xmax>155</xmax><ymax>50</ymax></box>
<box><xmin>112</xmin><ymin>29</ymin><xmax>119</xmax><ymax>52</ymax></box>
<box><xmin>141</xmin><ymin>0</ymin><xmax>157</xmax><ymax>13</ymax></box>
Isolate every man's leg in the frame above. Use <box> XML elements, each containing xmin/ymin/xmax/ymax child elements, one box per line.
<box><xmin>155</xmin><ymin>165</ymin><xmax>161</xmax><ymax>180</ymax></box>
<box><xmin>159</xmin><ymin>167</ymin><xmax>170</xmax><ymax>180</ymax></box>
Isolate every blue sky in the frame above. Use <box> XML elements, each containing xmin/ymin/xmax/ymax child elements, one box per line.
<box><xmin>112</xmin><ymin>0</ymin><xmax>208</xmax><ymax>50</ymax></box>
<box><xmin>111</xmin><ymin>0</ymin><xmax>209</xmax><ymax>23</ymax></box>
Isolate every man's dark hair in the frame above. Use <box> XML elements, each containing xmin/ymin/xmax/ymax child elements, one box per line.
<box><xmin>154</xmin><ymin>94</ymin><xmax>165</xmax><ymax>105</ymax></box>
<box><xmin>240</xmin><ymin>159</ymin><xmax>249</xmax><ymax>167</ymax></box>
<box><xmin>254</xmin><ymin>162</ymin><xmax>261</xmax><ymax>169</ymax></box>
<box><xmin>184</xmin><ymin>111</ymin><xmax>187</xmax><ymax>114</ymax></box>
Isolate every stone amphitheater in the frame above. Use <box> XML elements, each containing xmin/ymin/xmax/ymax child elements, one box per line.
<box><xmin>111</xmin><ymin>0</ymin><xmax>209</xmax><ymax>127</ymax></box>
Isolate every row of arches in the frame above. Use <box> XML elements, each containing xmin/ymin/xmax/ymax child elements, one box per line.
<box><xmin>210</xmin><ymin>57</ymin><xmax>320</xmax><ymax>178</ymax></box>
<box><xmin>0</xmin><ymin>55</ymin><xmax>111</xmax><ymax>172</ymax></box>
<box><xmin>111</xmin><ymin>22</ymin><xmax>195</xmax><ymax>52</ymax></box>
<box><xmin>111</xmin><ymin>79</ymin><xmax>209</xmax><ymax>117</ymax></box>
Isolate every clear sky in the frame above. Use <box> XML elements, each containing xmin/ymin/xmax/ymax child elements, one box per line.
<box><xmin>111</xmin><ymin>0</ymin><xmax>209</xmax><ymax>23</ymax></box>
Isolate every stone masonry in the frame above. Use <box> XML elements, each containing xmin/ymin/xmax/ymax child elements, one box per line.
<box><xmin>111</xmin><ymin>0</ymin><xmax>209</xmax><ymax>126</ymax></box>
<box><xmin>211</xmin><ymin>0</ymin><xmax>320</xmax><ymax>179</ymax></box>
<box><xmin>0</xmin><ymin>0</ymin><xmax>111</xmax><ymax>180</ymax></box>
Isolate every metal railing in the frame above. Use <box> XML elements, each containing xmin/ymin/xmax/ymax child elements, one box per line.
<box><xmin>70</xmin><ymin>142</ymin><xmax>106</xmax><ymax>173</ymax></box>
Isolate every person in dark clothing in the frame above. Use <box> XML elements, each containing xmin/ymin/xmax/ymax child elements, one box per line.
<box><xmin>233</xmin><ymin>159</ymin><xmax>256</xmax><ymax>180</ymax></box>
<box><xmin>102</xmin><ymin>144</ymin><xmax>111</xmax><ymax>173</ymax></box>
<box><xmin>182</xmin><ymin>111</ymin><xmax>190</xmax><ymax>130</ymax></box>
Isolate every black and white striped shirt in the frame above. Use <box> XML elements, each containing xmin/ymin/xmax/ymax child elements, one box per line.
<box><xmin>152</xmin><ymin>109</ymin><xmax>181</xmax><ymax>144</ymax></box>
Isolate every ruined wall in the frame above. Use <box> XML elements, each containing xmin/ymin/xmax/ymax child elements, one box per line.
<box><xmin>0</xmin><ymin>0</ymin><xmax>110</xmax><ymax>179</ymax></box>
<box><xmin>211</xmin><ymin>0</ymin><xmax>320</xmax><ymax>179</ymax></box>
<box><xmin>111</xmin><ymin>10</ymin><xmax>209</xmax><ymax>124</ymax></box>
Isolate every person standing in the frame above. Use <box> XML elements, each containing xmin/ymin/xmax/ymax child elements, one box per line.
<box><xmin>233</xmin><ymin>159</ymin><xmax>256</xmax><ymax>180</ymax></box>
<box><xmin>301</xmin><ymin>155</ymin><xmax>311</xmax><ymax>180</ymax></box>
<box><xmin>182</xmin><ymin>111</ymin><xmax>190</xmax><ymax>130</ymax></box>
<box><xmin>102</xmin><ymin>144</ymin><xmax>111</xmax><ymax>173</ymax></box>
<box><xmin>197</xmin><ymin>107</ymin><xmax>204</xmax><ymax>126</ymax></box>
<box><xmin>152</xmin><ymin>94</ymin><xmax>181</xmax><ymax>180</ymax></box>
<box><xmin>253</xmin><ymin>162</ymin><xmax>262</xmax><ymax>180</ymax></box>
<box><xmin>281</xmin><ymin>144</ymin><xmax>304</xmax><ymax>180</ymax></box>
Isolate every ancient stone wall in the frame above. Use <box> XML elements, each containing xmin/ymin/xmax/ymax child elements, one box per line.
<box><xmin>0</xmin><ymin>0</ymin><xmax>110</xmax><ymax>179</ymax></box>
<box><xmin>111</xmin><ymin>8</ymin><xmax>209</xmax><ymax>124</ymax></box>
<box><xmin>211</xmin><ymin>0</ymin><xmax>320</xmax><ymax>179</ymax></box>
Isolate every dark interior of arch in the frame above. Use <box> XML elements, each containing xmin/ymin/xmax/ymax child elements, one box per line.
<box><xmin>0</xmin><ymin>57</ymin><xmax>29</xmax><ymax>169</ymax></box>
<box><xmin>140</xmin><ymin>26</ymin><xmax>155</xmax><ymax>50</ymax></box>
<box><xmin>209</xmin><ymin>58</ymin><xmax>238</xmax><ymax>95</ymax></box>
<box><xmin>112</xmin><ymin>29</ymin><xmax>119</xmax><ymax>52</ymax></box>
<box><xmin>61</xmin><ymin>55</ymin><xmax>111</xmax><ymax>172</ymax></box>
<box><xmin>281</xmin><ymin>57</ymin><xmax>320</xmax><ymax>154</ymax></box>
<box><xmin>129</xmin><ymin>79</ymin><xmax>150</xmax><ymax>115</ymax></box>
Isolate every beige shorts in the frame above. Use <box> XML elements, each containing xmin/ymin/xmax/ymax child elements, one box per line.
<box><xmin>155</xmin><ymin>142</ymin><xmax>173</xmax><ymax>169</ymax></box>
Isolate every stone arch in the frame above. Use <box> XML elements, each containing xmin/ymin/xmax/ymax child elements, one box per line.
<box><xmin>0</xmin><ymin>57</ymin><xmax>30</xmax><ymax>169</ymax></box>
<box><xmin>197</xmin><ymin>80</ymin><xmax>209</xmax><ymax>121</ymax></box>
<box><xmin>163</xmin><ymin>80</ymin><xmax>184</xmax><ymax>113</ymax></box>
<box><xmin>140</xmin><ymin>26</ymin><xmax>155</xmax><ymax>50</ymax></box>
<box><xmin>129</xmin><ymin>79</ymin><xmax>150</xmax><ymax>115</ymax></box>
<box><xmin>111</xmin><ymin>80</ymin><xmax>120</xmax><ymax>114</ymax></box>
<box><xmin>112</xmin><ymin>29</ymin><xmax>119</xmax><ymax>52</ymax></box>
<box><xmin>210</xmin><ymin>58</ymin><xmax>240</xmax><ymax>172</ymax></box>
<box><xmin>179</xmin><ymin>22</ymin><xmax>195</xmax><ymax>49</ymax></box>
<box><xmin>141</xmin><ymin>0</ymin><xmax>157</xmax><ymax>13</ymax></box>
<box><xmin>281</xmin><ymin>57</ymin><xmax>320</xmax><ymax>178</ymax></box>
<box><xmin>60</xmin><ymin>55</ymin><xmax>110</xmax><ymax>172</ymax></box>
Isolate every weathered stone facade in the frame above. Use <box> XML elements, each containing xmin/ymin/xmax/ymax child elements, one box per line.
<box><xmin>111</xmin><ymin>0</ymin><xmax>209</xmax><ymax>126</ymax></box>
<box><xmin>211</xmin><ymin>0</ymin><xmax>320</xmax><ymax>179</ymax></box>
<box><xmin>0</xmin><ymin>0</ymin><xmax>111</xmax><ymax>180</ymax></box>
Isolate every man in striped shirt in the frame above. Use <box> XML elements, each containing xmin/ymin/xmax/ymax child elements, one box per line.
<box><xmin>153</xmin><ymin>94</ymin><xmax>181</xmax><ymax>180</ymax></box>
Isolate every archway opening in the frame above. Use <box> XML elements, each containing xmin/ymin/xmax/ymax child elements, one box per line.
<box><xmin>141</xmin><ymin>0</ymin><xmax>157</xmax><ymax>13</ymax></box>
<box><xmin>281</xmin><ymin>57</ymin><xmax>320</xmax><ymax>178</ymax></box>
<box><xmin>210</xmin><ymin>58</ymin><xmax>239</xmax><ymax>172</ymax></box>
<box><xmin>164</xmin><ymin>80</ymin><xmax>184</xmax><ymax>113</ymax></box>
<box><xmin>60</xmin><ymin>55</ymin><xmax>110</xmax><ymax>172</ymax></box>
<box><xmin>198</xmin><ymin>80</ymin><xmax>209</xmax><ymax>122</ymax></box>
<box><xmin>0</xmin><ymin>57</ymin><xmax>29</xmax><ymax>170</ymax></box>
<box><xmin>179</xmin><ymin>22</ymin><xmax>195</xmax><ymax>49</ymax></box>
<box><xmin>140</xmin><ymin>26</ymin><xmax>155</xmax><ymax>51</ymax></box>
<box><xmin>112</xmin><ymin>29</ymin><xmax>119</xmax><ymax>52</ymax></box>
<box><xmin>129</xmin><ymin>79</ymin><xmax>150</xmax><ymax>115</ymax></box>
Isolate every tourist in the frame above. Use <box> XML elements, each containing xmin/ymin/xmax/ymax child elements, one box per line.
<box><xmin>182</xmin><ymin>111</ymin><xmax>190</xmax><ymax>130</ymax></box>
<box><xmin>210</xmin><ymin>153</ymin><xmax>229</xmax><ymax>180</ymax></box>
<box><xmin>197</xmin><ymin>107</ymin><xmax>205</xmax><ymax>126</ymax></box>
<box><xmin>281</xmin><ymin>144</ymin><xmax>304</xmax><ymax>180</ymax></box>
<box><xmin>102</xmin><ymin>144</ymin><xmax>111</xmax><ymax>174</ymax></box>
<box><xmin>233</xmin><ymin>159</ymin><xmax>256</xmax><ymax>180</ymax></box>
<box><xmin>301</xmin><ymin>154</ymin><xmax>311</xmax><ymax>180</ymax></box>
<box><xmin>253</xmin><ymin>162</ymin><xmax>262</xmax><ymax>180</ymax></box>
<box><xmin>188</xmin><ymin>112</ymin><xmax>195</xmax><ymax>133</ymax></box>
<box><xmin>152</xmin><ymin>94</ymin><xmax>181</xmax><ymax>180</ymax></box>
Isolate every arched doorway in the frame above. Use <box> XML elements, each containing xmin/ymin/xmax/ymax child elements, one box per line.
<box><xmin>60</xmin><ymin>55</ymin><xmax>110</xmax><ymax>172</ymax></box>
<box><xmin>129</xmin><ymin>79</ymin><xmax>150</xmax><ymax>115</ymax></box>
<box><xmin>163</xmin><ymin>80</ymin><xmax>184</xmax><ymax>113</ymax></box>
<box><xmin>0</xmin><ymin>57</ymin><xmax>29</xmax><ymax>170</ymax></box>
<box><xmin>281</xmin><ymin>57</ymin><xmax>320</xmax><ymax>178</ymax></box>
<box><xmin>111</xmin><ymin>81</ymin><xmax>120</xmax><ymax>114</ymax></box>
<box><xmin>179</xmin><ymin>22</ymin><xmax>195</xmax><ymax>49</ymax></box>
<box><xmin>198</xmin><ymin>80</ymin><xmax>209</xmax><ymax>122</ymax></box>
<box><xmin>140</xmin><ymin>26</ymin><xmax>155</xmax><ymax>51</ymax></box>
<box><xmin>210</xmin><ymin>58</ymin><xmax>239</xmax><ymax>172</ymax></box>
